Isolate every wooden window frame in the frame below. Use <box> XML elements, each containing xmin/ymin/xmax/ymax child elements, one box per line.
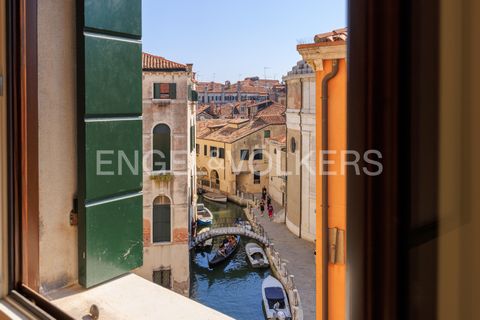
<box><xmin>347</xmin><ymin>0</ymin><xmax>439</xmax><ymax>319</ymax></box>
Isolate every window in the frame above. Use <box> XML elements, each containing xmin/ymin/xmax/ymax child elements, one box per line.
<box><xmin>253</xmin><ymin>149</ymin><xmax>263</xmax><ymax>160</ymax></box>
<box><xmin>196</xmin><ymin>144</ymin><xmax>200</xmax><ymax>154</ymax></box>
<box><xmin>188</xmin><ymin>85</ymin><xmax>198</xmax><ymax>101</ymax></box>
<box><xmin>219</xmin><ymin>147</ymin><xmax>225</xmax><ymax>159</ymax></box>
<box><xmin>204</xmin><ymin>145</ymin><xmax>207</xmax><ymax>156</ymax></box>
<box><xmin>153</xmin><ymin>196</ymin><xmax>171</xmax><ymax>243</ymax></box>
<box><xmin>154</xmin><ymin>83</ymin><xmax>177</xmax><ymax>99</ymax></box>
<box><xmin>290</xmin><ymin>137</ymin><xmax>297</xmax><ymax>153</ymax></box>
<box><xmin>240</xmin><ymin>149</ymin><xmax>249</xmax><ymax>160</ymax></box>
<box><xmin>153</xmin><ymin>124</ymin><xmax>171</xmax><ymax>171</ymax></box>
<box><xmin>210</xmin><ymin>146</ymin><xmax>218</xmax><ymax>157</ymax></box>
<box><xmin>253</xmin><ymin>171</ymin><xmax>261</xmax><ymax>184</ymax></box>
<box><xmin>153</xmin><ymin>269</ymin><xmax>172</xmax><ymax>289</ymax></box>
<box><xmin>264</xmin><ymin>130</ymin><xmax>271</xmax><ymax>138</ymax></box>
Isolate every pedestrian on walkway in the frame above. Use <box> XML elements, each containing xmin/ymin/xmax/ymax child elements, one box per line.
<box><xmin>259</xmin><ymin>200</ymin><xmax>265</xmax><ymax>217</ymax></box>
<box><xmin>268</xmin><ymin>203</ymin><xmax>274</xmax><ymax>220</ymax></box>
<box><xmin>267</xmin><ymin>195</ymin><xmax>271</xmax><ymax>207</ymax></box>
<box><xmin>262</xmin><ymin>186</ymin><xmax>267</xmax><ymax>200</ymax></box>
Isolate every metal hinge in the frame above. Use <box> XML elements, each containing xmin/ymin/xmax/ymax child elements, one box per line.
<box><xmin>328</xmin><ymin>227</ymin><xmax>345</xmax><ymax>264</ymax></box>
<box><xmin>70</xmin><ymin>197</ymin><xmax>78</xmax><ymax>226</ymax></box>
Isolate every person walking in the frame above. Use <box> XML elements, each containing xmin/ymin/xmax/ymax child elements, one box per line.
<box><xmin>268</xmin><ymin>203</ymin><xmax>274</xmax><ymax>220</ymax></box>
<box><xmin>267</xmin><ymin>195</ymin><xmax>272</xmax><ymax>207</ymax></box>
<box><xmin>259</xmin><ymin>200</ymin><xmax>265</xmax><ymax>217</ymax></box>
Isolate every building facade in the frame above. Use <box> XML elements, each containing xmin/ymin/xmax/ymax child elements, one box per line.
<box><xmin>197</xmin><ymin>77</ymin><xmax>282</xmax><ymax>105</ymax></box>
<box><xmin>196</xmin><ymin>104</ymin><xmax>286</xmax><ymax>196</ymax></box>
<box><xmin>283</xmin><ymin>60</ymin><xmax>317</xmax><ymax>242</ymax></box>
<box><xmin>298</xmin><ymin>28</ymin><xmax>347</xmax><ymax>320</ymax></box>
<box><xmin>267</xmin><ymin>136</ymin><xmax>287</xmax><ymax>206</ymax></box>
<box><xmin>135</xmin><ymin>52</ymin><xmax>197</xmax><ymax>296</ymax></box>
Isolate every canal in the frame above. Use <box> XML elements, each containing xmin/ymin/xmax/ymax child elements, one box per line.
<box><xmin>190</xmin><ymin>196</ymin><xmax>272</xmax><ymax>320</ymax></box>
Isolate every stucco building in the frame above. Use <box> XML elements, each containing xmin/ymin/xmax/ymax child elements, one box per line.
<box><xmin>297</xmin><ymin>28</ymin><xmax>347</xmax><ymax>319</ymax></box>
<box><xmin>283</xmin><ymin>60</ymin><xmax>317</xmax><ymax>242</ymax></box>
<box><xmin>196</xmin><ymin>103</ymin><xmax>286</xmax><ymax>196</ymax></box>
<box><xmin>135</xmin><ymin>52</ymin><xmax>197</xmax><ymax>296</ymax></box>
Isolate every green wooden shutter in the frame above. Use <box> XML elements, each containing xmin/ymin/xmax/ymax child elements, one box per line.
<box><xmin>78</xmin><ymin>0</ymin><xmax>143</xmax><ymax>288</ymax></box>
<box><xmin>154</xmin><ymin>83</ymin><xmax>160</xmax><ymax>99</ymax></box>
<box><xmin>169</xmin><ymin>83</ymin><xmax>177</xmax><ymax>99</ymax></box>
<box><xmin>187</xmin><ymin>85</ymin><xmax>192</xmax><ymax>101</ymax></box>
<box><xmin>153</xmin><ymin>205</ymin><xmax>171</xmax><ymax>243</ymax></box>
<box><xmin>190</xmin><ymin>125</ymin><xmax>195</xmax><ymax>153</ymax></box>
<box><xmin>152</xmin><ymin>124</ymin><xmax>171</xmax><ymax>171</ymax></box>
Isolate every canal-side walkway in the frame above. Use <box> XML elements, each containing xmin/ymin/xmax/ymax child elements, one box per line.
<box><xmin>250</xmin><ymin>199</ymin><xmax>316</xmax><ymax>320</ymax></box>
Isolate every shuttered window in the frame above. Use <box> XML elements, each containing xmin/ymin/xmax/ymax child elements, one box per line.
<box><xmin>78</xmin><ymin>0</ymin><xmax>143</xmax><ymax>288</ymax></box>
<box><xmin>153</xmin><ymin>83</ymin><xmax>177</xmax><ymax>99</ymax></box>
<box><xmin>153</xmin><ymin>124</ymin><xmax>171</xmax><ymax>171</ymax></box>
<box><xmin>204</xmin><ymin>145</ymin><xmax>207</xmax><ymax>156</ymax></box>
<box><xmin>219</xmin><ymin>147</ymin><xmax>225</xmax><ymax>159</ymax></box>
<box><xmin>153</xmin><ymin>269</ymin><xmax>171</xmax><ymax>289</ymax></box>
<box><xmin>190</xmin><ymin>125</ymin><xmax>195</xmax><ymax>153</ymax></box>
<box><xmin>153</xmin><ymin>196</ymin><xmax>171</xmax><ymax>243</ymax></box>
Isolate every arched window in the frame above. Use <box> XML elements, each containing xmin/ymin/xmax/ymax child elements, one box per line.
<box><xmin>153</xmin><ymin>124</ymin><xmax>171</xmax><ymax>171</ymax></box>
<box><xmin>153</xmin><ymin>196</ymin><xmax>171</xmax><ymax>243</ymax></box>
<box><xmin>291</xmin><ymin>137</ymin><xmax>297</xmax><ymax>153</ymax></box>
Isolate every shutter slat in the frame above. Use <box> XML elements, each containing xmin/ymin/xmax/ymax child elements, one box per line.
<box><xmin>169</xmin><ymin>83</ymin><xmax>177</xmax><ymax>99</ymax></box>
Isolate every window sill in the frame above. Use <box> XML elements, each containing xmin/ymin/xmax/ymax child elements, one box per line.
<box><xmin>47</xmin><ymin>274</ymin><xmax>232</xmax><ymax>319</ymax></box>
<box><xmin>152</xmin><ymin>99</ymin><xmax>172</xmax><ymax>105</ymax></box>
<box><xmin>151</xmin><ymin>241</ymin><xmax>173</xmax><ymax>246</ymax></box>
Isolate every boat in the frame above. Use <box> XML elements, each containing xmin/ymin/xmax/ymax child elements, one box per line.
<box><xmin>195</xmin><ymin>227</ymin><xmax>213</xmax><ymax>250</ymax></box>
<box><xmin>197</xmin><ymin>203</ymin><xmax>213</xmax><ymax>226</ymax></box>
<box><xmin>204</xmin><ymin>192</ymin><xmax>227</xmax><ymax>203</ymax></box>
<box><xmin>262</xmin><ymin>276</ymin><xmax>292</xmax><ymax>320</ymax></box>
<box><xmin>245</xmin><ymin>242</ymin><xmax>269</xmax><ymax>268</ymax></box>
<box><xmin>208</xmin><ymin>235</ymin><xmax>240</xmax><ymax>268</ymax></box>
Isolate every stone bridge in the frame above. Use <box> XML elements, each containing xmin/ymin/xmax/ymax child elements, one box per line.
<box><xmin>190</xmin><ymin>226</ymin><xmax>270</xmax><ymax>249</ymax></box>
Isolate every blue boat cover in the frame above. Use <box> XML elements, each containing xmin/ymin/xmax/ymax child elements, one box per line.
<box><xmin>265</xmin><ymin>287</ymin><xmax>284</xmax><ymax>300</ymax></box>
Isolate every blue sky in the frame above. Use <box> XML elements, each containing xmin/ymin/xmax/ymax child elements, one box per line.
<box><xmin>142</xmin><ymin>0</ymin><xmax>346</xmax><ymax>83</ymax></box>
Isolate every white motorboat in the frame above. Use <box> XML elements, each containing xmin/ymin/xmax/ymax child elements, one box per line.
<box><xmin>245</xmin><ymin>242</ymin><xmax>269</xmax><ymax>268</ymax></box>
<box><xmin>204</xmin><ymin>192</ymin><xmax>227</xmax><ymax>203</ymax></box>
<box><xmin>197</xmin><ymin>203</ymin><xmax>213</xmax><ymax>226</ymax></box>
<box><xmin>262</xmin><ymin>276</ymin><xmax>292</xmax><ymax>320</ymax></box>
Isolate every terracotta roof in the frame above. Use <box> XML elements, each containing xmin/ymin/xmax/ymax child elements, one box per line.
<box><xmin>142</xmin><ymin>52</ymin><xmax>187</xmax><ymax>71</ymax></box>
<box><xmin>196</xmin><ymin>105</ymin><xmax>286</xmax><ymax>144</ymax></box>
<box><xmin>269</xmin><ymin>135</ymin><xmax>287</xmax><ymax>144</ymax></box>
<box><xmin>256</xmin><ymin>102</ymin><xmax>286</xmax><ymax>116</ymax></box>
<box><xmin>314</xmin><ymin>28</ymin><xmax>348</xmax><ymax>43</ymax></box>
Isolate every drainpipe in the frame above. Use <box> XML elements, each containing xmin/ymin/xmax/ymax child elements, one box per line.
<box><xmin>321</xmin><ymin>59</ymin><xmax>339</xmax><ymax>320</ymax></box>
<box><xmin>298</xmin><ymin>78</ymin><xmax>304</xmax><ymax>239</ymax></box>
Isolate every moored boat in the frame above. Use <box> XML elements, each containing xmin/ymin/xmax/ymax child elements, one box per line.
<box><xmin>197</xmin><ymin>203</ymin><xmax>213</xmax><ymax>226</ymax></box>
<box><xmin>262</xmin><ymin>275</ymin><xmax>292</xmax><ymax>320</ymax></box>
<box><xmin>245</xmin><ymin>242</ymin><xmax>269</xmax><ymax>268</ymax></box>
<box><xmin>208</xmin><ymin>235</ymin><xmax>240</xmax><ymax>268</ymax></box>
<box><xmin>204</xmin><ymin>192</ymin><xmax>227</xmax><ymax>203</ymax></box>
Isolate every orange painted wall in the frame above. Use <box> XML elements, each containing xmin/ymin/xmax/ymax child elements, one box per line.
<box><xmin>315</xmin><ymin>58</ymin><xmax>347</xmax><ymax>320</ymax></box>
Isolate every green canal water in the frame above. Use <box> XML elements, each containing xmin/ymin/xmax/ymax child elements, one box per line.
<box><xmin>190</xmin><ymin>196</ymin><xmax>272</xmax><ymax>320</ymax></box>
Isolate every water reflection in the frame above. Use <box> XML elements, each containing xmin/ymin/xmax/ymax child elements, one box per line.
<box><xmin>190</xmin><ymin>196</ymin><xmax>271</xmax><ymax>320</ymax></box>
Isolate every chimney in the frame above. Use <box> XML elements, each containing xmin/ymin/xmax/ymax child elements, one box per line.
<box><xmin>186</xmin><ymin>63</ymin><xmax>193</xmax><ymax>73</ymax></box>
<box><xmin>221</xmin><ymin>85</ymin><xmax>225</xmax><ymax>103</ymax></box>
